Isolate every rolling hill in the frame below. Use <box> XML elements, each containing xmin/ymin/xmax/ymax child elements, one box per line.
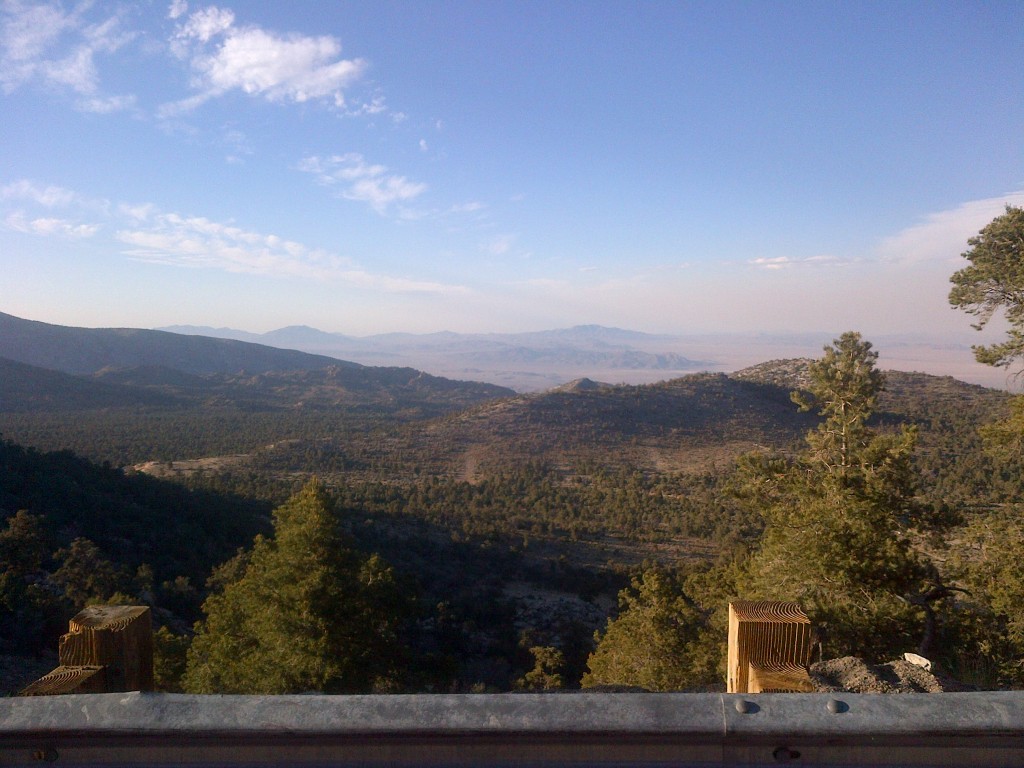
<box><xmin>128</xmin><ymin>364</ymin><xmax>1016</xmax><ymax>487</ymax></box>
<box><xmin>0</xmin><ymin>313</ymin><xmax>514</xmax><ymax>416</ymax></box>
<box><xmin>0</xmin><ymin>311</ymin><xmax>354</xmax><ymax>375</ymax></box>
<box><xmin>0</xmin><ymin>357</ymin><xmax>180</xmax><ymax>412</ymax></box>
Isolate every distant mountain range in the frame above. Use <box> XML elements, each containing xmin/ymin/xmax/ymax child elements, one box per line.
<box><xmin>0</xmin><ymin>311</ymin><xmax>1009</xmax><ymax>397</ymax></box>
<box><xmin>158</xmin><ymin>321</ymin><xmax>1008</xmax><ymax>392</ymax></box>
<box><xmin>158</xmin><ymin>323</ymin><xmax>712</xmax><ymax>391</ymax></box>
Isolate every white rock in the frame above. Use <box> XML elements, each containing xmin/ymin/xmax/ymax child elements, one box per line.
<box><xmin>903</xmin><ymin>652</ymin><xmax>932</xmax><ymax>671</ymax></box>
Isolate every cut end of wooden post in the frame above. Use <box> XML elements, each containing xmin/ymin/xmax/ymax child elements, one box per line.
<box><xmin>728</xmin><ymin>601</ymin><xmax>814</xmax><ymax>694</ymax></box>
<box><xmin>19</xmin><ymin>666</ymin><xmax>107</xmax><ymax>696</ymax></box>
<box><xmin>68</xmin><ymin>605</ymin><xmax>151</xmax><ymax>633</ymax></box>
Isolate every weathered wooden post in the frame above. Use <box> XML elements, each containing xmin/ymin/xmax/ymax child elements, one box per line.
<box><xmin>20</xmin><ymin>605</ymin><xmax>153</xmax><ymax>696</ymax></box>
<box><xmin>727</xmin><ymin>601</ymin><xmax>814</xmax><ymax>693</ymax></box>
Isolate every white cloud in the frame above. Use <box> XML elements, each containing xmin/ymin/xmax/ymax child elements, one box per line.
<box><xmin>168</xmin><ymin>1</ymin><xmax>189</xmax><ymax>21</ymax></box>
<box><xmin>2</xmin><ymin>176</ymin><xmax>456</xmax><ymax>292</ymax></box>
<box><xmin>876</xmin><ymin>192</ymin><xmax>1024</xmax><ymax>265</ymax></box>
<box><xmin>344</xmin><ymin>93</ymin><xmax>388</xmax><ymax>117</ymax></box>
<box><xmin>298</xmin><ymin>153</ymin><xmax>426</xmax><ymax>214</ymax></box>
<box><xmin>345</xmin><ymin>175</ymin><xmax>426</xmax><ymax>213</ymax></box>
<box><xmin>0</xmin><ymin>1</ymin><xmax>133</xmax><ymax>109</ymax></box>
<box><xmin>118</xmin><ymin>212</ymin><xmax>347</xmax><ymax>278</ymax></box>
<box><xmin>116</xmin><ymin>212</ymin><xmax>464</xmax><ymax>294</ymax></box>
<box><xmin>39</xmin><ymin>41</ymin><xmax>97</xmax><ymax>92</ymax></box>
<box><xmin>176</xmin><ymin>6</ymin><xmax>234</xmax><ymax>44</ymax></box>
<box><xmin>2</xmin><ymin>179</ymin><xmax>79</xmax><ymax>207</ymax></box>
<box><xmin>114</xmin><ymin>208</ymin><xmax>457</xmax><ymax>292</ymax></box>
<box><xmin>5</xmin><ymin>211</ymin><xmax>97</xmax><ymax>238</ymax></box>
<box><xmin>1</xmin><ymin>178</ymin><xmax>114</xmax><ymax>221</ymax></box>
<box><xmin>157</xmin><ymin>91</ymin><xmax>213</xmax><ymax>117</ymax></box>
<box><xmin>82</xmin><ymin>14</ymin><xmax>134</xmax><ymax>57</ymax></box>
<box><xmin>79</xmin><ymin>93</ymin><xmax>137</xmax><ymax>114</ymax></box>
<box><xmin>119</xmin><ymin>202</ymin><xmax>158</xmax><ymax>221</ymax></box>
<box><xmin>748</xmin><ymin>254</ymin><xmax>843</xmax><ymax>270</ymax></box>
<box><xmin>0</xmin><ymin>1</ymin><xmax>75</xmax><ymax>90</ymax></box>
<box><xmin>167</xmin><ymin>5</ymin><xmax>366</xmax><ymax>110</ymax></box>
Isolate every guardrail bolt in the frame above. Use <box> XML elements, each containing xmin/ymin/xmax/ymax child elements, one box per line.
<box><xmin>32</xmin><ymin>748</ymin><xmax>58</xmax><ymax>763</ymax></box>
<box><xmin>826</xmin><ymin>698</ymin><xmax>848</xmax><ymax>713</ymax></box>
<box><xmin>773</xmin><ymin>746</ymin><xmax>801</xmax><ymax>763</ymax></box>
<box><xmin>735</xmin><ymin>698</ymin><xmax>756</xmax><ymax>713</ymax></box>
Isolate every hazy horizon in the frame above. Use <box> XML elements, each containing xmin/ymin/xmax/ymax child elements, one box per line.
<box><xmin>152</xmin><ymin>316</ymin><xmax>1018</xmax><ymax>393</ymax></box>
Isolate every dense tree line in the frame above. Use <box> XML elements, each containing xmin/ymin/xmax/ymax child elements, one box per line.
<box><xmin>328</xmin><ymin>467</ymin><xmax>755</xmax><ymax>544</ymax></box>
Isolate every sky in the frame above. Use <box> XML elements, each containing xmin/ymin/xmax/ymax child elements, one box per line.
<box><xmin>1</xmin><ymin>0</ymin><xmax>1022</xmax><ymax>342</ymax></box>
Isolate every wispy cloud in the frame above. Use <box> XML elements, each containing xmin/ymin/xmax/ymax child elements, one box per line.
<box><xmin>5</xmin><ymin>211</ymin><xmax>97</xmax><ymax>238</ymax></box>
<box><xmin>162</xmin><ymin>3</ymin><xmax>367</xmax><ymax>115</ymax></box>
<box><xmin>1</xmin><ymin>176</ymin><xmax>460</xmax><ymax>293</ymax></box>
<box><xmin>119</xmin><ymin>202</ymin><xmax>158</xmax><ymax>221</ymax></box>
<box><xmin>0</xmin><ymin>0</ymin><xmax>135</xmax><ymax>112</ymax></box>
<box><xmin>117</xmin><ymin>211</ymin><xmax>463</xmax><ymax>293</ymax></box>
<box><xmin>2</xmin><ymin>179</ymin><xmax>80</xmax><ymax>207</ymax></box>
<box><xmin>168</xmin><ymin>0</ymin><xmax>189</xmax><ymax>21</ymax></box>
<box><xmin>297</xmin><ymin>153</ymin><xmax>427</xmax><ymax>214</ymax></box>
<box><xmin>748</xmin><ymin>254</ymin><xmax>843</xmax><ymax>270</ymax></box>
<box><xmin>117</xmin><ymin>212</ymin><xmax>348</xmax><ymax>279</ymax></box>
<box><xmin>2</xmin><ymin>178</ymin><xmax>105</xmax><ymax>237</ymax></box>
<box><xmin>876</xmin><ymin>192</ymin><xmax>1024</xmax><ymax>265</ymax></box>
<box><xmin>745</xmin><ymin>193</ymin><xmax>1024</xmax><ymax>274</ymax></box>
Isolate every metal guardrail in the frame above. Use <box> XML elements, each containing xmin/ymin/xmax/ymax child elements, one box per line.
<box><xmin>2</xmin><ymin>691</ymin><xmax>1023</xmax><ymax>766</ymax></box>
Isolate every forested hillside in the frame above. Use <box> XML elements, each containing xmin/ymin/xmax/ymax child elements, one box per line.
<box><xmin>4</xmin><ymin>338</ymin><xmax>1024</xmax><ymax>693</ymax></box>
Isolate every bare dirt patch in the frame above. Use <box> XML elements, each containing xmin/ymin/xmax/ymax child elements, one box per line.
<box><xmin>132</xmin><ymin>454</ymin><xmax>251</xmax><ymax>479</ymax></box>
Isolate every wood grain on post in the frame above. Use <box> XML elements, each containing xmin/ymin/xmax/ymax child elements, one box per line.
<box><xmin>727</xmin><ymin>601</ymin><xmax>814</xmax><ymax>693</ymax></box>
<box><xmin>20</xmin><ymin>605</ymin><xmax>153</xmax><ymax>696</ymax></box>
<box><xmin>18</xmin><ymin>666</ymin><xmax>107</xmax><ymax>696</ymax></box>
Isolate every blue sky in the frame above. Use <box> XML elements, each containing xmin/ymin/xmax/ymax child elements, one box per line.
<box><xmin>1</xmin><ymin>0</ymin><xmax>1022</xmax><ymax>339</ymax></box>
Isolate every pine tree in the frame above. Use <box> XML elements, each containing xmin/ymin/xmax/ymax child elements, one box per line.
<box><xmin>582</xmin><ymin>567</ymin><xmax>720</xmax><ymax>691</ymax></box>
<box><xmin>948</xmin><ymin>205</ymin><xmax>1024</xmax><ymax>370</ymax></box>
<box><xmin>738</xmin><ymin>333</ymin><xmax>941</xmax><ymax>660</ymax></box>
<box><xmin>183</xmin><ymin>481</ymin><xmax>409</xmax><ymax>694</ymax></box>
<box><xmin>946</xmin><ymin>207</ymin><xmax>1024</xmax><ymax>684</ymax></box>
